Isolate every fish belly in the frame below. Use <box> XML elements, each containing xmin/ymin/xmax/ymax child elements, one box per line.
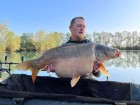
<box><xmin>54</xmin><ymin>57</ymin><xmax>93</xmax><ymax>78</ymax></box>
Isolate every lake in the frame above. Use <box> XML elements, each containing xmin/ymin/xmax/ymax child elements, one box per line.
<box><xmin>0</xmin><ymin>51</ymin><xmax>140</xmax><ymax>84</ymax></box>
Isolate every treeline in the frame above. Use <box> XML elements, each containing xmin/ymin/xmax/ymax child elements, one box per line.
<box><xmin>88</xmin><ymin>31</ymin><xmax>140</xmax><ymax>50</ymax></box>
<box><xmin>0</xmin><ymin>23</ymin><xmax>20</xmax><ymax>52</ymax></box>
<box><xmin>0</xmin><ymin>23</ymin><xmax>140</xmax><ymax>52</ymax></box>
<box><xmin>20</xmin><ymin>31</ymin><xmax>63</xmax><ymax>51</ymax></box>
<box><xmin>0</xmin><ymin>23</ymin><xmax>63</xmax><ymax>52</ymax></box>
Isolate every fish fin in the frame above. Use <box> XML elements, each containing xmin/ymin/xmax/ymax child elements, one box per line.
<box><xmin>16</xmin><ymin>60</ymin><xmax>39</xmax><ymax>83</ymax></box>
<box><xmin>99</xmin><ymin>63</ymin><xmax>110</xmax><ymax>77</ymax></box>
<box><xmin>30</xmin><ymin>67</ymin><xmax>39</xmax><ymax>83</ymax></box>
<box><xmin>70</xmin><ymin>76</ymin><xmax>80</xmax><ymax>87</ymax></box>
<box><xmin>15</xmin><ymin>61</ymin><xmax>32</xmax><ymax>70</ymax></box>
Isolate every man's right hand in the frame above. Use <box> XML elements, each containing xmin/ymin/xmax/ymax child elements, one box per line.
<box><xmin>42</xmin><ymin>64</ymin><xmax>55</xmax><ymax>72</ymax></box>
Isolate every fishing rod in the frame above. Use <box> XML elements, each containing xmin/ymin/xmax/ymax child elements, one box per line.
<box><xmin>0</xmin><ymin>56</ymin><xmax>24</xmax><ymax>76</ymax></box>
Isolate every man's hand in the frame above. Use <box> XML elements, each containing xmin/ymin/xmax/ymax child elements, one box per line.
<box><xmin>92</xmin><ymin>62</ymin><xmax>100</xmax><ymax>73</ymax></box>
<box><xmin>42</xmin><ymin>64</ymin><xmax>55</xmax><ymax>72</ymax></box>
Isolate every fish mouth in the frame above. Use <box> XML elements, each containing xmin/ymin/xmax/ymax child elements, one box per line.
<box><xmin>115</xmin><ymin>50</ymin><xmax>121</xmax><ymax>58</ymax></box>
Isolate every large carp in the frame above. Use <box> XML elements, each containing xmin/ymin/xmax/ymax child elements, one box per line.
<box><xmin>16</xmin><ymin>43</ymin><xmax>121</xmax><ymax>87</ymax></box>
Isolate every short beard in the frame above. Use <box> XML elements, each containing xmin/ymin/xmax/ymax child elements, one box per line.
<box><xmin>71</xmin><ymin>34</ymin><xmax>85</xmax><ymax>41</ymax></box>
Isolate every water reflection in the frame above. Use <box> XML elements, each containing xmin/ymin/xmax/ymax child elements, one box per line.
<box><xmin>0</xmin><ymin>51</ymin><xmax>40</xmax><ymax>81</ymax></box>
<box><xmin>105</xmin><ymin>51</ymin><xmax>140</xmax><ymax>68</ymax></box>
<box><xmin>0</xmin><ymin>51</ymin><xmax>140</xmax><ymax>83</ymax></box>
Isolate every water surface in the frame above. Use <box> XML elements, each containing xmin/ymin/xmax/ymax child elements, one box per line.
<box><xmin>0</xmin><ymin>51</ymin><xmax>140</xmax><ymax>84</ymax></box>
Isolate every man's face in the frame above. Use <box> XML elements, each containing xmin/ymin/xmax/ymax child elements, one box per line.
<box><xmin>69</xmin><ymin>19</ymin><xmax>86</xmax><ymax>40</ymax></box>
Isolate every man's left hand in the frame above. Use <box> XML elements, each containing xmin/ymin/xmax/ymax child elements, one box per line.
<box><xmin>93</xmin><ymin>62</ymin><xmax>100</xmax><ymax>73</ymax></box>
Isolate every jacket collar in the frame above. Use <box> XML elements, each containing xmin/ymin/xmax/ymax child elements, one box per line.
<box><xmin>67</xmin><ymin>37</ymin><xmax>89</xmax><ymax>43</ymax></box>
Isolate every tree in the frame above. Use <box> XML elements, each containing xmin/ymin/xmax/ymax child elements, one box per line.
<box><xmin>45</xmin><ymin>32</ymin><xmax>63</xmax><ymax>50</ymax></box>
<box><xmin>34</xmin><ymin>30</ymin><xmax>46</xmax><ymax>51</ymax></box>
<box><xmin>20</xmin><ymin>33</ymin><xmax>35</xmax><ymax>51</ymax></box>
<box><xmin>0</xmin><ymin>23</ymin><xmax>8</xmax><ymax>52</ymax></box>
<box><xmin>5</xmin><ymin>32</ymin><xmax>21</xmax><ymax>52</ymax></box>
<box><xmin>0</xmin><ymin>23</ymin><xmax>20</xmax><ymax>52</ymax></box>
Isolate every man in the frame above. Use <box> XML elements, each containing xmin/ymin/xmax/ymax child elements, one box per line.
<box><xmin>44</xmin><ymin>16</ymin><xmax>101</xmax><ymax>78</ymax></box>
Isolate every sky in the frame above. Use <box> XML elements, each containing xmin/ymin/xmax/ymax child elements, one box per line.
<box><xmin>0</xmin><ymin>0</ymin><xmax>140</xmax><ymax>35</ymax></box>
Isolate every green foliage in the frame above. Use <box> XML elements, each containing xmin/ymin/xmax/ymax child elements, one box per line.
<box><xmin>0</xmin><ymin>23</ymin><xmax>8</xmax><ymax>52</ymax></box>
<box><xmin>0</xmin><ymin>23</ymin><xmax>20</xmax><ymax>52</ymax></box>
<box><xmin>5</xmin><ymin>32</ymin><xmax>21</xmax><ymax>51</ymax></box>
<box><xmin>20</xmin><ymin>31</ymin><xmax>63</xmax><ymax>52</ymax></box>
<box><xmin>0</xmin><ymin>41</ymin><xmax>5</xmax><ymax>53</ymax></box>
<box><xmin>20</xmin><ymin>33</ymin><xmax>35</xmax><ymax>51</ymax></box>
<box><xmin>92</xmin><ymin>31</ymin><xmax>140</xmax><ymax>49</ymax></box>
<box><xmin>45</xmin><ymin>32</ymin><xmax>62</xmax><ymax>50</ymax></box>
<box><xmin>1</xmin><ymin>22</ymin><xmax>140</xmax><ymax>52</ymax></box>
<box><xmin>34</xmin><ymin>30</ymin><xmax>46</xmax><ymax>51</ymax></box>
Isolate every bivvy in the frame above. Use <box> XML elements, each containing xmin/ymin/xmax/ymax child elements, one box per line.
<box><xmin>0</xmin><ymin>74</ymin><xmax>140</xmax><ymax>105</ymax></box>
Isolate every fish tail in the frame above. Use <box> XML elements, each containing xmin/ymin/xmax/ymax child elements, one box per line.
<box><xmin>16</xmin><ymin>60</ymin><xmax>39</xmax><ymax>83</ymax></box>
<box><xmin>30</xmin><ymin>67</ymin><xmax>39</xmax><ymax>83</ymax></box>
<box><xmin>15</xmin><ymin>60</ymin><xmax>32</xmax><ymax>70</ymax></box>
